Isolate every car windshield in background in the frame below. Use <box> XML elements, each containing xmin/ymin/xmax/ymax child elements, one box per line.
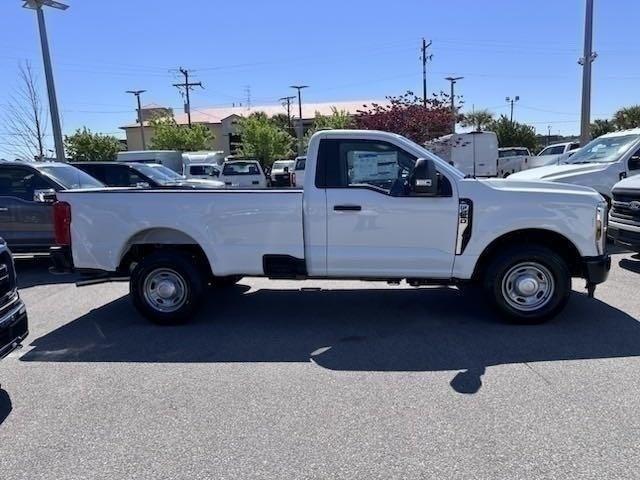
<box><xmin>40</xmin><ymin>165</ymin><xmax>104</xmax><ymax>189</ymax></box>
<box><xmin>189</xmin><ymin>165</ymin><xmax>218</xmax><ymax>176</ymax></box>
<box><xmin>272</xmin><ymin>161</ymin><xmax>293</xmax><ymax>170</ymax></box>
<box><xmin>130</xmin><ymin>164</ymin><xmax>175</xmax><ymax>184</ymax></box>
<box><xmin>146</xmin><ymin>164</ymin><xmax>183</xmax><ymax>180</ymax></box>
<box><xmin>223</xmin><ymin>162</ymin><xmax>260</xmax><ymax>176</ymax></box>
<box><xmin>295</xmin><ymin>158</ymin><xmax>306</xmax><ymax>170</ymax></box>
<box><xmin>538</xmin><ymin>145</ymin><xmax>565</xmax><ymax>156</ymax></box>
<box><xmin>564</xmin><ymin>134</ymin><xmax>640</xmax><ymax>164</ymax></box>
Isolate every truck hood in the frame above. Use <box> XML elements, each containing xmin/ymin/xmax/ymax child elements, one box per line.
<box><xmin>508</xmin><ymin>163</ymin><xmax>609</xmax><ymax>182</ymax></box>
<box><xmin>613</xmin><ymin>174</ymin><xmax>640</xmax><ymax>191</ymax></box>
<box><xmin>479</xmin><ymin>177</ymin><xmax>602</xmax><ymax>199</ymax></box>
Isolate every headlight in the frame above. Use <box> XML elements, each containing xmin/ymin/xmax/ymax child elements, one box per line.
<box><xmin>595</xmin><ymin>202</ymin><xmax>607</xmax><ymax>255</ymax></box>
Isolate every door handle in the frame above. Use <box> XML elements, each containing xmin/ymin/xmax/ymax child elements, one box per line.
<box><xmin>333</xmin><ymin>205</ymin><xmax>362</xmax><ymax>212</ymax></box>
<box><xmin>0</xmin><ymin>207</ymin><xmax>8</xmax><ymax>212</ymax></box>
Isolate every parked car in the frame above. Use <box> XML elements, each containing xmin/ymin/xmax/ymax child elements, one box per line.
<box><xmin>608</xmin><ymin>175</ymin><xmax>640</xmax><ymax>252</ymax></box>
<box><xmin>117</xmin><ymin>150</ymin><xmax>184</xmax><ymax>174</ymax></box>
<box><xmin>527</xmin><ymin>141</ymin><xmax>581</xmax><ymax>170</ymax></box>
<box><xmin>292</xmin><ymin>156</ymin><xmax>306</xmax><ymax>187</ymax></box>
<box><xmin>73</xmin><ymin>162</ymin><xmax>224</xmax><ymax>189</ymax></box>
<box><xmin>52</xmin><ymin>129</ymin><xmax>609</xmax><ymax>325</ymax></box>
<box><xmin>508</xmin><ymin>129</ymin><xmax>640</xmax><ymax>202</ymax></box>
<box><xmin>0</xmin><ymin>161</ymin><xmax>103</xmax><ymax>253</ymax></box>
<box><xmin>219</xmin><ymin>160</ymin><xmax>267</xmax><ymax>188</ymax></box>
<box><xmin>425</xmin><ymin>131</ymin><xmax>499</xmax><ymax>177</ymax></box>
<box><xmin>184</xmin><ymin>163</ymin><xmax>221</xmax><ymax>180</ymax></box>
<box><xmin>0</xmin><ymin>239</ymin><xmax>28</xmax><ymax>360</ymax></box>
<box><xmin>270</xmin><ymin>160</ymin><xmax>295</xmax><ymax>187</ymax></box>
<box><xmin>497</xmin><ymin>147</ymin><xmax>531</xmax><ymax>177</ymax></box>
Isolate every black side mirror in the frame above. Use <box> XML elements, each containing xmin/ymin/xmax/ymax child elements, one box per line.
<box><xmin>410</xmin><ymin>158</ymin><xmax>438</xmax><ymax>196</ymax></box>
<box><xmin>284</xmin><ymin>166</ymin><xmax>290</xmax><ymax>173</ymax></box>
<box><xmin>629</xmin><ymin>154</ymin><xmax>640</xmax><ymax>171</ymax></box>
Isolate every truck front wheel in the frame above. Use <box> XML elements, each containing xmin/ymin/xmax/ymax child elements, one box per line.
<box><xmin>130</xmin><ymin>251</ymin><xmax>205</xmax><ymax>325</ymax></box>
<box><xmin>483</xmin><ymin>245</ymin><xmax>571</xmax><ymax>324</ymax></box>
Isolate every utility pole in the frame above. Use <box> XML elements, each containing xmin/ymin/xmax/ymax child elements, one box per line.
<box><xmin>23</xmin><ymin>0</ymin><xmax>68</xmax><ymax>162</ymax></box>
<box><xmin>579</xmin><ymin>0</ymin><xmax>597</xmax><ymax>145</ymax></box>
<box><xmin>126</xmin><ymin>90</ymin><xmax>147</xmax><ymax>150</ymax></box>
<box><xmin>279</xmin><ymin>95</ymin><xmax>295</xmax><ymax>129</ymax></box>
<box><xmin>173</xmin><ymin>67</ymin><xmax>203</xmax><ymax>127</ymax></box>
<box><xmin>421</xmin><ymin>38</ymin><xmax>433</xmax><ymax>108</ymax></box>
<box><xmin>445</xmin><ymin>77</ymin><xmax>463</xmax><ymax>134</ymax></box>
<box><xmin>506</xmin><ymin>95</ymin><xmax>520</xmax><ymax>123</ymax></box>
<box><xmin>290</xmin><ymin>85</ymin><xmax>308</xmax><ymax>155</ymax></box>
<box><xmin>547</xmin><ymin>125</ymin><xmax>552</xmax><ymax>146</ymax></box>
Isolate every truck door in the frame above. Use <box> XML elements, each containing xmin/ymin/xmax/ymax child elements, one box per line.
<box><xmin>318</xmin><ymin>138</ymin><xmax>459</xmax><ymax>278</ymax></box>
<box><xmin>0</xmin><ymin>166</ymin><xmax>56</xmax><ymax>251</ymax></box>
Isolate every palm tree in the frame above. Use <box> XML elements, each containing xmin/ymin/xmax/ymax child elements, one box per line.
<box><xmin>461</xmin><ymin>109</ymin><xmax>494</xmax><ymax>131</ymax></box>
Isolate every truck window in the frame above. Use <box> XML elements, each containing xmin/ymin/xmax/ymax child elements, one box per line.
<box><xmin>0</xmin><ymin>167</ymin><xmax>54</xmax><ymax>201</ymax></box>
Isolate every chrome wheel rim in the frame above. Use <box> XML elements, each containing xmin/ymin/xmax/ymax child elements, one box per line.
<box><xmin>143</xmin><ymin>268</ymin><xmax>188</xmax><ymax>313</ymax></box>
<box><xmin>501</xmin><ymin>262</ymin><xmax>555</xmax><ymax>312</ymax></box>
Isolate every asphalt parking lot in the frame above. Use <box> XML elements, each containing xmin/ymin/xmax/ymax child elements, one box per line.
<box><xmin>1</xmin><ymin>250</ymin><xmax>640</xmax><ymax>479</ymax></box>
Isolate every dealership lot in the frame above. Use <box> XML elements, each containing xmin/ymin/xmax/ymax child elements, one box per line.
<box><xmin>1</xmin><ymin>250</ymin><xmax>640</xmax><ymax>479</ymax></box>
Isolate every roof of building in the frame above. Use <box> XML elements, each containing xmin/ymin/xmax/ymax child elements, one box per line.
<box><xmin>121</xmin><ymin>99</ymin><xmax>385</xmax><ymax>129</ymax></box>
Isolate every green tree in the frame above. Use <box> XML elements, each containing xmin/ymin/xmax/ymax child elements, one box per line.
<box><xmin>613</xmin><ymin>105</ymin><xmax>640</xmax><ymax>130</ymax></box>
<box><xmin>237</xmin><ymin>112</ymin><xmax>294</xmax><ymax>167</ymax></box>
<box><xmin>149</xmin><ymin>116</ymin><xmax>213</xmax><ymax>151</ymax></box>
<box><xmin>64</xmin><ymin>127</ymin><xmax>121</xmax><ymax>161</ymax></box>
<box><xmin>486</xmin><ymin>115</ymin><xmax>537</xmax><ymax>151</ymax></box>
<box><xmin>461</xmin><ymin>109</ymin><xmax>494</xmax><ymax>131</ymax></box>
<box><xmin>303</xmin><ymin>107</ymin><xmax>354</xmax><ymax>149</ymax></box>
<box><xmin>590</xmin><ymin>118</ymin><xmax>616</xmax><ymax>138</ymax></box>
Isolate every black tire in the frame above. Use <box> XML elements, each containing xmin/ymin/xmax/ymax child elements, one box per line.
<box><xmin>130</xmin><ymin>251</ymin><xmax>205</xmax><ymax>325</ymax></box>
<box><xmin>483</xmin><ymin>245</ymin><xmax>571</xmax><ymax>324</ymax></box>
<box><xmin>211</xmin><ymin>275</ymin><xmax>243</xmax><ymax>288</ymax></box>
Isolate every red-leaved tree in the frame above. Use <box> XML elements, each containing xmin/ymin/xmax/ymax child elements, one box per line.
<box><xmin>354</xmin><ymin>91</ymin><xmax>463</xmax><ymax>144</ymax></box>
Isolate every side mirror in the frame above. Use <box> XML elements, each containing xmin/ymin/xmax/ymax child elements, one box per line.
<box><xmin>283</xmin><ymin>166</ymin><xmax>290</xmax><ymax>173</ymax></box>
<box><xmin>629</xmin><ymin>154</ymin><xmax>640</xmax><ymax>171</ymax></box>
<box><xmin>33</xmin><ymin>188</ymin><xmax>56</xmax><ymax>203</ymax></box>
<box><xmin>409</xmin><ymin>158</ymin><xmax>438</xmax><ymax>196</ymax></box>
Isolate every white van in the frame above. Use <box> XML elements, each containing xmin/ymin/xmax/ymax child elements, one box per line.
<box><xmin>426</xmin><ymin>131</ymin><xmax>498</xmax><ymax>177</ymax></box>
<box><xmin>219</xmin><ymin>160</ymin><xmax>267</xmax><ymax>188</ymax></box>
<box><xmin>509</xmin><ymin>129</ymin><xmax>640</xmax><ymax>201</ymax></box>
<box><xmin>117</xmin><ymin>150</ymin><xmax>183</xmax><ymax>174</ymax></box>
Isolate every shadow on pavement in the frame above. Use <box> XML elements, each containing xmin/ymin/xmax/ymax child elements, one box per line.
<box><xmin>0</xmin><ymin>389</ymin><xmax>12</xmax><ymax>427</ymax></box>
<box><xmin>619</xmin><ymin>257</ymin><xmax>640</xmax><ymax>275</ymax></box>
<box><xmin>14</xmin><ymin>256</ymin><xmax>79</xmax><ymax>289</ymax></box>
<box><xmin>20</xmin><ymin>283</ymin><xmax>640</xmax><ymax>393</ymax></box>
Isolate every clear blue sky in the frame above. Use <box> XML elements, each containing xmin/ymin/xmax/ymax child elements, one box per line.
<box><xmin>1</xmin><ymin>0</ymin><xmax>638</xmax><ymax>156</ymax></box>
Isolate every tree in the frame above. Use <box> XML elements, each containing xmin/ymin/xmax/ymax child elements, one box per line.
<box><xmin>590</xmin><ymin>119</ymin><xmax>616</xmax><ymax>138</ymax></box>
<box><xmin>2</xmin><ymin>61</ymin><xmax>48</xmax><ymax>160</ymax></box>
<box><xmin>149</xmin><ymin>116</ymin><xmax>213</xmax><ymax>151</ymax></box>
<box><xmin>237</xmin><ymin>112</ymin><xmax>294</xmax><ymax>167</ymax></box>
<box><xmin>613</xmin><ymin>105</ymin><xmax>640</xmax><ymax>130</ymax></box>
<box><xmin>461</xmin><ymin>109</ymin><xmax>494</xmax><ymax>131</ymax></box>
<box><xmin>64</xmin><ymin>128</ymin><xmax>121</xmax><ymax>161</ymax></box>
<box><xmin>303</xmin><ymin>107</ymin><xmax>354</xmax><ymax>149</ymax></box>
<box><xmin>355</xmin><ymin>91</ymin><xmax>460</xmax><ymax>143</ymax></box>
<box><xmin>486</xmin><ymin>115</ymin><xmax>537</xmax><ymax>151</ymax></box>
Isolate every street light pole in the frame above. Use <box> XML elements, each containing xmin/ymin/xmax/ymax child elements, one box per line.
<box><xmin>445</xmin><ymin>77</ymin><xmax>463</xmax><ymax>134</ymax></box>
<box><xmin>290</xmin><ymin>85</ymin><xmax>308</xmax><ymax>155</ymax></box>
<box><xmin>506</xmin><ymin>95</ymin><xmax>520</xmax><ymax>123</ymax></box>
<box><xmin>126</xmin><ymin>90</ymin><xmax>147</xmax><ymax>150</ymax></box>
<box><xmin>579</xmin><ymin>0</ymin><xmax>596</xmax><ymax>145</ymax></box>
<box><xmin>23</xmin><ymin>0</ymin><xmax>68</xmax><ymax>161</ymax></box>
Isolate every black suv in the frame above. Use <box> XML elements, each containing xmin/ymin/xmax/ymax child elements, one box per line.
<box><xmin>0</xmin><ymin>240</ymin><xmax>28</xmax><ymax>360</ymax></box>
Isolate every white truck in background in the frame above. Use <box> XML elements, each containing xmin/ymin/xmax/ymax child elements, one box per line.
<box><xmin>527</xmin><ymin>141</ymin><xmax>581</xmax><ymax>170</ymax></box>
<box><xmin>52</xmin><ymin>130</ymin><xmax>610</xmax><ymax>325</ymax></box>
<box><xmin>117</xmin><ymin>150</ymin><xmax>184</xmax><ymax>173</ymax></box>
<box><xmin>497</xmin><ymin>147</ymin><xmax>531</xmax><ymax>177</ymax></box>
<box><xmin>426</xmin><ymin>131</ymin><xmax>498</xmax><ymax>177</ymax></box>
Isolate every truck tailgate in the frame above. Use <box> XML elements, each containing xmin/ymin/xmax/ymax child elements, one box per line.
<box><xmin>56</xmin><ymin>189</ymin><xmax>304</xmax><ymax>276</ymax></box>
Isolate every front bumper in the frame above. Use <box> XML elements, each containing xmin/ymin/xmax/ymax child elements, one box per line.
<box><xmin>582</xmin><ymin>254</ymin><xmax>611</xmax><ymax>285</ymax></box>
<box><xmin>608</xmin><ymin>222</ymin><xmax>640</xmax><ymax>252</ymax></box>
<box><xmin>0</xmin><ymin>298</ymin><xmax>28</xmax><ymax>360</ymax></box>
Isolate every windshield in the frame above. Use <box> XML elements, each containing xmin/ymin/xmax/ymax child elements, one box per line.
<box><xmin>538</xmin><ymin>145</ymin><xmax>565</xmax><ymax>156</ymax></box>
<box><xmin>146</xmin><ymin>164</ymin><xmax>183</xmax><ymax>180</ymax></box>
<box><xmin>189</xmin><ymin>164</ymin><xmax>218</xmax><ymax>176</ymax></box>
<box><xmin>295</xmin><ymin>158</ymin><xmax>306</xmax><ymax>170</ymax></box>
<box><xmin>272</xmin><ymin>161</ymin><xmax>293</xmax><ymax>170</ymax></box>
<box><xmin>564</xmin><ymin>134</ymin><xmax>640</xmax><ymax>164</ymax></box>
<box><xmin>223</xmin><ymin>162</ymin><xmax>261</xmax><ymax>176</ymax></box>
<box><xmin>130</xmin><ymin>164</ymin><xmax>175</xmax><ymax>184</ymax></box>
<box><xmin>40</xmin><ymin>165</ymin><xmax>104</xmax><ymax>189</ymax></box>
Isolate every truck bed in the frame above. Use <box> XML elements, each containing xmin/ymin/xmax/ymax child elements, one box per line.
<box><xmin>56</xmin><ymin>188</ymin><xmax>304</xmax><ymax>276</ymax></box>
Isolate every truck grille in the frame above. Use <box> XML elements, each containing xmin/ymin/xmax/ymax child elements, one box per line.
<box><xmin>611</xmin><ymin>190</ymin><xmax>640</xmax><ymax>227</ymax></box>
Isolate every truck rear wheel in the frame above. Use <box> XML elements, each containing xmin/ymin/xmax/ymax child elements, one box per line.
<box><xmin>483</xmin><ymin>245</ymin><xmax>571</xmax><ymax>324</ymax></box>
<box><xmin>130</xmin><ymin>251</ymin><xmax>205</xmax><ymax>325</ymax></box>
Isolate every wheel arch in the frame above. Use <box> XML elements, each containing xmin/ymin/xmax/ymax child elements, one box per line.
<box><xmin>472</xmin><ymin>228</ymin><xmax>583</xmax><ymax>281</ymax></box>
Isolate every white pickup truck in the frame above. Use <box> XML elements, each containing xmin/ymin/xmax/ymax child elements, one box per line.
<box><xmin>51</xmin><ymin>130</ymin><xmax>610</xmax><ymax>325</ymax></box>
